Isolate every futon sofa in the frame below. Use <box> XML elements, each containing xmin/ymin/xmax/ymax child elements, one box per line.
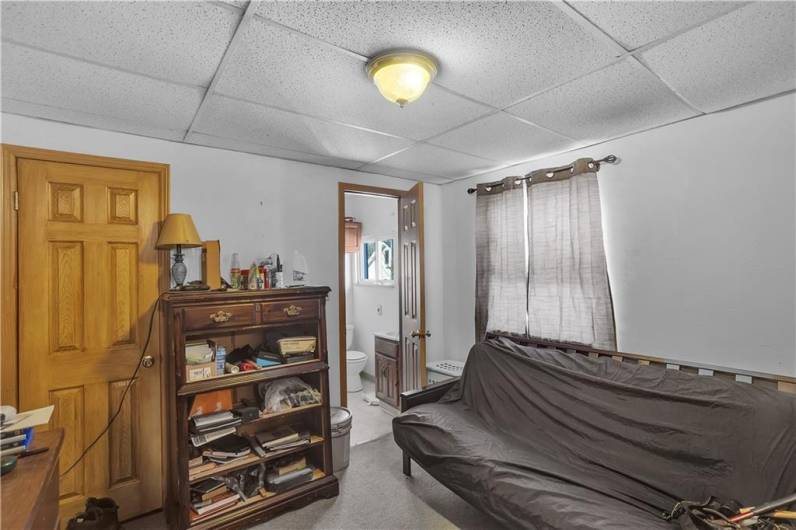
<box><xmin>392</xmin><ymin>337</ymin><xmax>796</xmax><ymax>529</ymax></box>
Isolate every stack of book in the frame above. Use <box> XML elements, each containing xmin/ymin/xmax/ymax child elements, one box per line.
<box><xmin>255</xmin><ymin>426</ymin><xmax>311</xmax><ymax>452</ymax></box>
<box><xmin>190</xmin><ymin>478</ymin><xmax>239</xmax><ymax>517</ymax></box>
<box><xmin>202</xmin><ymin>435</ymin><xmax>251</xmax><ymax>465</ymax></box>
<box><xmin>0</xmin><ymin>430</ymin><xmax>27</xmax><ymax>456</ymax></box>
<box><xmin>266</xmin><ymin>455</ymin><xmax>314</xmax><ymax>493</ymax></box>
<box><xmin>189</xmin><ymin>410</ymin><xmax>241</xmax><ymax>447</ymax></box>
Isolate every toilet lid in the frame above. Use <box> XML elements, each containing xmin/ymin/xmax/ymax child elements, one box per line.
<box><xmin>346</xmin><ymin>350</ymin><xmax>367</xmax><ymax>361</ymax></box>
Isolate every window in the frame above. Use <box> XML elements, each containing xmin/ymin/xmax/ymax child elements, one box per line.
<box><xmin>360</xmin><ymin>238</ymin><xmax>394</xmax><ymax>285</ymax></box>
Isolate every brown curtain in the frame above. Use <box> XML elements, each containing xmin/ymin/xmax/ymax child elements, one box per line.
<box><xmin>475</xmin><ymin>164</ymin><xmax>616</xmax><ymax>349</ymax></box>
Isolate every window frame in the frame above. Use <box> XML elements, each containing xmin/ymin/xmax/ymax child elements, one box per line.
<box><xmin>357</xmin><ymin>237</ymin><xmax>395</xmax><ymax>287</ymax></box>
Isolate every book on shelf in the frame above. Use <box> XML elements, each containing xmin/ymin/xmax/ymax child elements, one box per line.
<box><xmin>255</xmin><ymin>427</ymin><xmax>311</xmax><ymax>451</ymax></box>
<box><xmin>205</xmin><ymin>454</ymin><xmax>250</xmax><ymax>465</ymax></box>
<box><xmin>190</xmin><ymin>411</ymin><xmax>241</xmax><ymax>434</ymax></box>
<box><xmin>203</xmin><ymin>434</ymin><xmax>250</xmax><ymax>458</ymax></box>
<box><xmin>188</xmin><ymin>462</ymin><xmax>217</xmax><ymax>477</ymax></box>
<box><xmin>265</xmin><ymin>466</ymin><xmax>314</xmax><ymax>493</ymax></box>
<box><xmin>191</xmin><ymin>426</ymin><xmax>237</xmax><ymax>447</ymax></box>
<box><xmin>285</xmin><ymin>353</ymin><xmax>315</xmax><ymax>364</ymax></box>
<box><xmin>275</xmin><ymin>456</ymin><xmax>307</xmax><ymax>477</ymax></box>
<box><xmin>188</xmin><ymin>455</ymin><xmax>204</xmax><ymax>468</ymax></box>
<box><xmin>191</xmin><ymin>492</ymin><xmax>239</xmax><ymax>516</ymax></box>
<box><xmin>190</xmin><ymin>477</ymin><xmax>226</xmax><ymax>496</ymax></box>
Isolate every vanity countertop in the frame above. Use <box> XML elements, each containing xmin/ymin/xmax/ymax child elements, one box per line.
<box><xmin>374</xmin><ymin>331</ymin><xmax>399</xmax><ymax>342</ymax></box>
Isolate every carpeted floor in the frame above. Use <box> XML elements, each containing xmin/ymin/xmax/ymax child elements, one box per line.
<box><xmin>125</xmin><ymin>433</ymin><xmax>500</xmax><ymax>530</ymax></box>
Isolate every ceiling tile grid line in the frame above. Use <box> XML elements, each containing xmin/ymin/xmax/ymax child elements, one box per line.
<box><xmin>550</xmin><ymin>1</ymin><xmax>706</xmax><ymax>116</ymax></box>
<box><xmin>0</xmin><ymin>37</ymin><xmax>207</xmax><ymax>91</ymax></box>
<box><xmin>214</xmin><ymin>93</ymin><xmax>417</xmax><ymax>141</ymax></box>
<box><xmin>1</xmin><ymin>97</ymin><xmax>189</xmax><ymax>140</ymax></box>
<box><xmin>447</xmin><ymin>86</ymin><xmax>796</xmax><ymax>186</ymax></box>
<box><xmin>183</xmin><ymin>1</ymin><xmax>258</xmax><ymax>141</ymax></box>
<box><xmin>201</xmin><ymin>93</ymin><xmax>503</xmax><ymax>172</ymax></box>
<box><xmin>248</xmin><ymin>1</ymin><xmax>749</xmax><ymax>117</ymax></box>
<box><xmin>254</xmin><ymin>13</ymin><xmax>370</xmax><ymax>63</ymax></box>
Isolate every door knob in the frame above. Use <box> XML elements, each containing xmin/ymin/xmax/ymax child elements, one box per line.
<box><xmin>141</xmin><ymin>355</ymin><xmax>155</xmax><ymax>368</ymax></box>
<box><xmin>410</xmin><ymin>330</ymin><xmax>431</xmax><ymax>338</ymax></box>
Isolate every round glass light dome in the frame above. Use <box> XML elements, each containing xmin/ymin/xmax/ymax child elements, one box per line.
<box><xmin>366</xmin><ymin>51</ymin><xmax>438</xmax><ymax>107</ymax></box>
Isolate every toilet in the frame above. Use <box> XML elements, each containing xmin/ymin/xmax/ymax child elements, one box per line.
<box><xmin>345</xmin><ymin>324</ymin><xmax>367</xmax><ymax>392</ymax></box>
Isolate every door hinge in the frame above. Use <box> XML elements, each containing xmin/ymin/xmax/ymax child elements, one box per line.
<box><xmin>13</xmin><ymin>191</ymin><xmax>19</xmax><ymax>211</ymax></box>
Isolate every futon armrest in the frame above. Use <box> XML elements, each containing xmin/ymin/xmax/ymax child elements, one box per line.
<box><xmin>400</xmin><ymin>378</ymin><xmax>460</xmax><ymax>412</ymax></box>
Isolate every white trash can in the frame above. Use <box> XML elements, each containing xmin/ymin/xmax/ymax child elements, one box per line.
<box><xmin>330</xmin><ymin>406</ymin><xmax>352</xmax><ymax>473</ymax></box>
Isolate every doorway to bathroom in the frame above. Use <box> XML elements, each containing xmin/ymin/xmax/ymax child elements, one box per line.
<box><xmin>337</xmin><ymin>182</ymin><xmax>428</xmax><ymax>446</ymax></box>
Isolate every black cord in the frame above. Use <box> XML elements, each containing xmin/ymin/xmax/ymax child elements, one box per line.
<box><xmin>60</xmin><ymin>296</ymin><xmax>162</xmax><ymax>478</ymax></box>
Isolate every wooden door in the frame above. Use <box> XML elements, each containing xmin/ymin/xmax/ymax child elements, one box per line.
<box><xmin>399</xmin><ymin>182</ymin><xmax>427</xmax><ymax>392</ymax></box>
<box><xmin>14</xmin><ymin>147</ymin><xmax>167</xmax><ymax>523</ymax></box>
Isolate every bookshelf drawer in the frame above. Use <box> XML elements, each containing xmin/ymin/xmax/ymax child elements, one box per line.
<box><xmin>260</xmin><ymin>299</ymin><xmax>320</xmax><ymax>322</ymax></box>
<box><xmin>182</xmin><ymin>303</ymin><xmax>257</xmax><ymax>331</ymax></box>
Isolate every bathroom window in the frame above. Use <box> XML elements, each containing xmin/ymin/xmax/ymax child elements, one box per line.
<box><xmin>360</xmin><ymin>239</ymin><xmax>394</xmax><ymax>285</ymax></box>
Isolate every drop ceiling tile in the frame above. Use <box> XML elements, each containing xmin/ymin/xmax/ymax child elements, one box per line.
<box><xmin>1</xmin><ymin>98</ymin><xmax>186</xmax><ymax>141</ymax></box>
<box><xmin>430</xmin><ymin>112</ymin><xmax>576</xmax><ymax>165</ymax></box>
<box><xmin>185</xmin><ymin>132</ymin><xmax>364</xmax><ymax>170</ymax></box>
<box><xmin>0</xmin><ymin>1</ymin><xmax>240</xmax><ymax>86</ymax></box>
<box><xmin>192</xmin><ymin>95</ymin><xmax>413</xmax><ymax>163</ymax></box>
<box><xmin>507</xmin><ymin>59</ymin><xmax>697</xmax><ymax>143</ymax></box>
<box><xmin>1</xmin><ymin>43</ymin><xmax>204</xmax><ymax>132</ymax></box>
<box><xmin>570</xmin><ymin>1</ymin><xmax>743</xmax><ymax>50</ymax></box>
<box><xmin>253</xmin><ymin>2</ymin><xmax>617</xmax><ymax>107</ymax></box>
<box><xmin>640</xmin><ymin>2</ymin><xmax>796</xmax><ymax>113</ymax></box>
<box><xmin>215</xmin><ymin>19</ymin><xmax>491</xmax><ymax>140</ymax></box>
<box><xmin>362</xmin><ymin>144</ymin><xmax>499</xmax><ymax>180</ymax></box>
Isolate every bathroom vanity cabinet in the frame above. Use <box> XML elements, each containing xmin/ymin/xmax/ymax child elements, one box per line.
<box><xmin>375</xmin><ymin>335</ymin><xmax>400</xmax><ymax>407</ymax></box>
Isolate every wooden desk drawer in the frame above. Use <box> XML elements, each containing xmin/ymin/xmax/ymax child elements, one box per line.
<box><xmin>375</xmin><ymin>336</ymin><xmax>399</xmax><ymax>359</ymax></box>
<box><xmin>182</xmin><ymin>303</ymin><xmax>257</xmax><ymax>331</ymax></box>
<box><xmin>260</xmin><ymin>299</ymin><xmax>320</xmax><ymax>322</ymax></box>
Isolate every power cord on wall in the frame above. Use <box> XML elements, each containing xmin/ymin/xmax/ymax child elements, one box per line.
<box><xmin>60</xmin><ymin>295</ymin><xmax>162</xmax><ymax>478</ymax></box>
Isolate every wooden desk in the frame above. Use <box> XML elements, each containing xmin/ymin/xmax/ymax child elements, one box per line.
<box><xmin>1</xmin><ymin>429</ymin><xmax>64</xmax><ymax>530</ymax></box>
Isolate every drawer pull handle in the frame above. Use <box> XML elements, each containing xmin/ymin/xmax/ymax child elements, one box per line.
<box><xmin>209</xmin><ymin>310</ymin><xmax>232</xmax><ymax>323</ymax></box>
<box><xmin>283</xmin><ymin>305</ymin><xmax>303</xmax><ymax>317</ymax></box>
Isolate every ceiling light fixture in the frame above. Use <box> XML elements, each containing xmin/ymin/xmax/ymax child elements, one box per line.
<box><xmin>366</xmin><ymin>50</ymin><xmax>438</xmax><ymax>108</ymax></box>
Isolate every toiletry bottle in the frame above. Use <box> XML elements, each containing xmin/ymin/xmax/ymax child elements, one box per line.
<box><xmin>230</xmin><ymin>253</ymin><xmax>241</xmax><ymax>289</ymax></box>
<box><xmin>215</xmin><ymin>346</ymin><xmax>226</xmax><ymax>377</ymax></box>
<box><xmin>263</xmin><ymin>265</ymin><xmax>270</xmax><ymax>289</ymax></box>
<box><xmin>248</xmin><ymin>262</ymin><xmax>258</xmax><ymax>290</ymax></box>
<box><xmin>275</xmin><ymin>255</ymin><xmax>284</xmax><ymax>288</ymax></box>
<box><xmin>240</xmin><ymin>269</ymin><xmax>249</xmax><ymax>290</ymax></box>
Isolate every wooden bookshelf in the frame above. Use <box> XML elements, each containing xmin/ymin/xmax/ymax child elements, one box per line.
<box><xmin>188</xmin><ymin>436</ymin><xmax>325</xmax><ymax>483</ymax></box>
<box><xmin>163</xmin><ymin>288</ymin><xmax>339</xmax><ymax>529</ymax></box>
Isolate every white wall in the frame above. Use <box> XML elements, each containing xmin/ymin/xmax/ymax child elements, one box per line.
<box><xmin>344</xmin><ymin>193</ymin><xmax>400</xmax><ymax>377</ymax></box>
<box><xmin>1</xmin><ymin>112</ymin><xmax>446</xmax><ymax>403</ymax></box>
<box><xmin>441</xmin><ymin>93</ymin><xmax>796</xmax><ymax>376</ymax></box>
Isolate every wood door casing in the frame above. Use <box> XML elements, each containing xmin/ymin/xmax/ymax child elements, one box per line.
<box><xmin>399</xmin><ymin>183</ymin><xmax>426</xmax><ymax>392</ymax></box>
<box><xmin>8</xmin><ymin>145</ymin><xmax>168</xmax><ymax>523</ymax></box>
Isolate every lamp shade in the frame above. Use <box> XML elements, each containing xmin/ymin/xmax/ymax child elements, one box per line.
<box><xmin>156</xmin><ymin>213</ymin><xmax>202</xmax><ymax>249</ymax></box>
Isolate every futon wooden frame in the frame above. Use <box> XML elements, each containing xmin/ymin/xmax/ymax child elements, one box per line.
<box><xmin>399</xmin><ymin>332</ymin><xmax>796</xmax><ymax>476</ymax></box>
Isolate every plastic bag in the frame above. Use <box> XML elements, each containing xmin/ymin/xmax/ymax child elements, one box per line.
<box><xmin>258</xmin><ymin>377</ymin><xmax>321</xmax><ymax>414</ymax></box>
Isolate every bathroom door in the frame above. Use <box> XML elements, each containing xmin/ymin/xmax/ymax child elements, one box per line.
<box><xmin>399</xmin><ymin>182</ymin><xmax>427</xmax><ymax>391</ymax></box>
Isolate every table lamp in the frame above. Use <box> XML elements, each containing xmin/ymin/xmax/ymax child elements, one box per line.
<box><xmin>156</xmin><ymin>213</ymin><xmax>202</xmax><ymax>288</ymax></box>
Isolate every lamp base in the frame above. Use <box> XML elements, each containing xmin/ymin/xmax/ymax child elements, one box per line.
<box><xmin>171</xmin><ymin>245</ymin><xmax>187</xmax><ymax>287</ymax></box>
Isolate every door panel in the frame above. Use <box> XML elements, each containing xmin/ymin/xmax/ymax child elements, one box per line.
<box><xmin>17</xmin><ymin>154</ymin><xmax>165</xmax><ymax>523</ymax></box>
<box><xmin>398</xmin><ymin>183</ymin><xmax>426</xmax><ymax>392</ymax></box>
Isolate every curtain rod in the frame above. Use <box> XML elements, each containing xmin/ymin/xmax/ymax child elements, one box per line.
<box><xmin>466</xmin><ymin>155</ymin><xmax>619</xmax><ymax>195</ymax></box>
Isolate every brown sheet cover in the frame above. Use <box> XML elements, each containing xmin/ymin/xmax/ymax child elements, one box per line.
<box><xmin>392</xmin><ymin>338</ymin><xmax>796</xmax><ymax>529</ymax></box>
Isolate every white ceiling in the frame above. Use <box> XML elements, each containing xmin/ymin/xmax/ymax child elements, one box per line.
<box><xmin>2</xmin><ymin>1</ymin><xmax>794</xmax><ymax>183</ymax></box>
